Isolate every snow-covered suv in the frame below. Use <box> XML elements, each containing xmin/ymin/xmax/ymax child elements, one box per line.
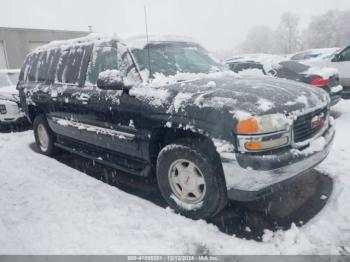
<box><xmin>18</xmin><ymin>34</ymin><xmax>335</xmax><ymax>219</ymax></box>
<box><xmin>0</xmin><ymin>69</ymin><xmax>27</xmax><ymax>127</ymax></box>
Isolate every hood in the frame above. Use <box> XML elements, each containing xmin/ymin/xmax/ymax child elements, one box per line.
<box><xmin>0</xmin><ymin>85</ymin><xmax>19</xmax><ymax>103</ymax></box>
<box><xmin>160</xmin><ymin>73</ymin><xmax>329</xmax><ymax>119</ymax></box>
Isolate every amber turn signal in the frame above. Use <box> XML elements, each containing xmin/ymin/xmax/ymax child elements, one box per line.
<box><xmin>236</xmin><ymin>118</ymin><xmax>259</xmax><ymax>134</ymax></box>
<box><xmin>244</xmin><ymin>141</ymin><xmax>262</xmax><ymax>150</ymax></box>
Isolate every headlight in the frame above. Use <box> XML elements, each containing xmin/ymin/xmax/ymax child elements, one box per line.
<box><xmin>236</xmin><ymin>114</ymin><xmax>291</xmax><ymax>152</ymax></box>
<box><xmin>236</xmin><ymin>114</ymin><xmax>289</xmax><ymax>134</ymax></box>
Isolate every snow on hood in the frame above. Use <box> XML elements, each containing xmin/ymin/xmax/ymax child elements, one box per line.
<box><xmin>129</xmin><ymin>71</ymin><xmax>329</xmax><ymax>123</ymax></box>
<box><xmin>302</xmin><ymin>66</ymin><xmax>339</xmax><ymax>79</ymax></box>
<box><xmin>0</xmin><ymin>85</ymin><xmax>19</xmax><ymax>102</ymax></box>
<box><xmin>149</xmin><ymin>71</ymin><xmax>239</xmax><ymax>87</ymax></box>
<box><xmin>129</xmin><ymin>71</ymin><xmax>239</xmax><ymax>108</ymax></box>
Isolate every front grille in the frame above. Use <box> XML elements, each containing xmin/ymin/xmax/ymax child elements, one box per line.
<box><xmin>293</xmin><ymin>107</ymin><xmax>328</xmax><ymax>143</ymax></box>
<box><xmin>0</xmin><ymin>105</ymin><xmax>6</xmax><ymax>114</ymax></box>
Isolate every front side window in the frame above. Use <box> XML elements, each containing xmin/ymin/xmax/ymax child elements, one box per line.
<box><xmin>86</xmin><ymin>46</ymin><xmax>119</xmax><ymax>85</ymax></box>
<box><xmin>131</xmin><ymin>42</ymin><xmax>224</xmax><ymax>79</ymax></box>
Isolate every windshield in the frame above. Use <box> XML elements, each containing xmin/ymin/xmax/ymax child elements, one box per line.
<box><xmin>131</xmin><ymin>42</ymin><xmax>224</xmax><ymax>79</ymax></box>
<box><xmin>0</xmin><ymin>71</ymin><xmax>19</xmax><ymax>88</ymax></box>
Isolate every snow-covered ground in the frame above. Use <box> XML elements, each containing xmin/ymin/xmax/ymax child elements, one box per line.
<box><xmin>1</xmin><ymin>101</ymin><xmax>350</xmax><ymax>254</ymax></box>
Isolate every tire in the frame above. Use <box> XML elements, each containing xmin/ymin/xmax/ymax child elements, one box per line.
<box><xmin>156</xmin><ymin>138</ymin><xmax>227</xmax><ymax>219</ymax></box>
<box><xmin>33</xmin><ymin>114</ymin><xmax>56</xmax><ymax>156</ymax></box>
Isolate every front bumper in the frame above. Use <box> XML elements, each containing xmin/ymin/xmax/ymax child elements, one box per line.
<box><xmin>222</xmin><ymin>123</ymin><xmax>335</xmax><ymax>202</ymax></box>
<box><xmin>0</xmin><ymin>100</ymin><xmax>27</xmax><ymax>126</ymax></box>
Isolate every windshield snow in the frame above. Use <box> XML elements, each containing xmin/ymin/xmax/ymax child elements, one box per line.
<box><xmin>131</xmin><ymin>42</ymin><xmax>224</xmax><ymax>79</ymax></box>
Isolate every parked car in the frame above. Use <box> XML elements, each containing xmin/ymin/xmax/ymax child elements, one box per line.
<box><xmin>289</xmin><ymin>48</ymin><xmax>340</xmax><ymax>62</ymax></box>
<box><xmin>226</xmin><ymin>58</ymin><xmax>343</xmax><ymax>106</ymax></box>
<box><xmin>291</xmin><ymin>46</ymin><xmax>350</xmax><ymax>99</ymax></box>
<box><xmin>0</xmin><ymin>69</ymin><xmax>27</xmax><ymax>127</ymax></box>
<box><xmin>18</xmin><ymin>35</ymin><xmax>335</xmax><ymax>219</ymax></box>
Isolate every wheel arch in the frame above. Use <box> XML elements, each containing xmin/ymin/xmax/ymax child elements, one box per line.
<box><xmin>148</xmin><ymin>127</ymin><xmax>221</xmax><ymax>174</ymax></box>
<box><xmin>27</xmin><ymin>105</ymin><xmax>45</xmax><ymax>123</ymax></box>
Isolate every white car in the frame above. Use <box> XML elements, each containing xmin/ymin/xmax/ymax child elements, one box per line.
<box><xmin>289</xmin><ymin>48</ymin><xmax>340</xmax><ymax>63</ymax></box>
<box><xmin>328</xmin><ymin>46</ymin><xmax>350</xmax><ymax>99</ymax></box>
<box><xmin>0</xmin><ymin>69</ymin><xmax>27</xmax><ymax>127</ymax></box>
<box><xmin>291</xmin><ymin>46</ymin><xmax>350</xmax><ymax>99</ymax></box>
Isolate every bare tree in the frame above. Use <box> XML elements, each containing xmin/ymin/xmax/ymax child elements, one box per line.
<box><xmin>303</xmin><ymin>10</ymin><xmax>350</xmax><ymax>49</ymax></box>
<box><xmin>274</xmin><ymin>12</ymin><xmax>301</xmax><ymax>53</ymax></box>
<box><xmin>238</xmin><ymin>26</ymin><xmax>276</xmax><ymax>54</ymax></box>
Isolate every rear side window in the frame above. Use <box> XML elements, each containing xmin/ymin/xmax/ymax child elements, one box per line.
<box><xmin>26</xmin><ymin>53</ymin><xmax>40</xmax><ymax>82</ymax></box>
<box><xmin>20</xmin><ymin>44</ymin><xmax>92</xmax><ymax>85</ymax></box>
<box><xmin>55</xmin><ymin>45</ymin><xmax>92</xmax><ymax>85</ymax></box>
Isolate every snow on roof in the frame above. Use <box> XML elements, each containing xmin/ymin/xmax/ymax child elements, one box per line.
<box><xmin>124</xmin><ymin>34</ymin><xmax>198</xmax><ymax>49</ymax></box>
<box><xmin>289</xmin><ymin>47</ymin><xmax>340</xmax><ymax>60</ymax></box>
<box><xmin>226</xmin><ymin>53</ymin><xmax>287</xmax><ymax>64</ymax></box>
<box><xmin>225</xmin><ymin>54</ymin><xmax>288</xmax><ymax>72</ymax></box>
<box><xmin>0</xmin><ymin>69</ymin><xmax>20</xmax><ymax>74</ymax></box>
<box><xmin>30</xmin><ymin>32</ymin><xmax>198</xmax><ymax>53</ymax></box>
<box><xmin>32</xmin><ymin>33</ymin><xmax>120</xmax><ymax>53</ymax></box>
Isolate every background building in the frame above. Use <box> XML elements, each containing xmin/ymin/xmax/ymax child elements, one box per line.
<box><xmin>0</xmin><ymin>27</ymin><xmax>89</xmax><ymax>69</ymax></box>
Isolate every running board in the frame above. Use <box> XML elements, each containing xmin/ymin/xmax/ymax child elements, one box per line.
<box><xmin>54</xmin><ymin>142</ymin><xmax>151</xmax><ymax>177</ymax></box>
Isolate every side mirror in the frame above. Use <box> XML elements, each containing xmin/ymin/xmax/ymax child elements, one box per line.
<box><xmin>97</xmin><ymin>70</ymin><xmax>126</xmax><ymax>90</ymax></box>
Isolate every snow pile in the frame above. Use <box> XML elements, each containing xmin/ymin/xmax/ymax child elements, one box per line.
<box><xmin>98</xmin><ymin>70</ymin><xmax>124</xmax><ymax>86</ymax></box>
<box><xmin>257</xmin><ymin>98</ymin><xmax>274</xmax><ymax>111</ymax></box>
<box><xmin>172</xmin><ymin>92</ymin><xmax>193</xmax><ymax>112</ymax></box>
<box><xmin>149</xmin><ymin>71</ymin><xmax>238</xmax><ymax>87</ymax></box>
<box><xmin>32</xmin><ymin>33</ymin><xmax>119</xmax><ymax>53</ymax></box>
<box><xmin>237</xmin><ymin>68</ymin><xmax>266</xmax><ymax>76</ymax></box>
<box><xmin>129</xmin><ymin>85</ymin><xmax>170</xmax><ymax>107</ymax></box>
<box><xmin>331</xmin><ymin>85</ymin><xmax>343</xmax><ymax>94</ymax></box>
<box><xmin>1</xmin><ymin>102</ymin><xmax>350</xmax><ymax>254</ymax></box>
<box><xmin>292</xmin><ymin>136</ymin><xmax>327</xmax><ymax>157</ymax></box>
<box><xmin>170</xmin><ymin>194</ymin><xmax>203</xmax><ymax>211</ymax></box>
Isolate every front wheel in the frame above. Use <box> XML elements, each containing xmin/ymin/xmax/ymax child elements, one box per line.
<box><xmin>33</xmin><ymin>114</ymin><xmax>56</xmax><ymax>156</ymax></box>
<box><xmin>156</xmin><ymin>139</ymin><xmax>227</xmax><ymax>219</ymax></box>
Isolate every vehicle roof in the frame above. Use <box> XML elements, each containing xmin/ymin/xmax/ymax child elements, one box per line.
<box><xmin>31</xmin><ymin>33</ymin><xmax>120</xmax><ymax>53</ymax></box>
<box><xmin>294</xmin><ymin>47</ymin><xmax>339</xmax><ymax>55</ymax></box>
<box><xmin>124</xmin><ymin>34</ymin><xmax>198</xmax><ymax>49</ymax></box>
<box><xmin>29</xmin><ymin>33</ymin><xmax>199</xmax><ymax>54</ymax></box>
<box><xmin>0</xmin><ymin>69</ymin><xmax>20</xmax><ymax>74</ymax></box>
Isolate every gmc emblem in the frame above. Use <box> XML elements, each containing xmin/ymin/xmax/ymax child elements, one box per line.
<box><xmin>311</xmin><ymin>113</ymin><xmax>325</xmax><ymax>129</ymax></box>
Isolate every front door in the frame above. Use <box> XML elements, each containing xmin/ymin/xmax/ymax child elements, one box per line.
<box><xmin>79</xmin><ymin>42</ymin><xmax>146</xmax><ymax>161</ymax></box>
<box><xmin>329</xmin><ymin>46</ymin><xmax>350</xmax><ymax>89</ymax></box>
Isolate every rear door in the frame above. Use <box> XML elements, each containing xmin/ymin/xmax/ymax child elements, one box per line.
<box><xmin>47</xmin><ymin>44</ymin><xmax>94</xmax><ymax>139</ymax></box>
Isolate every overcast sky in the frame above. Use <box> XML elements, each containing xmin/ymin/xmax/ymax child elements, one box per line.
<box><xmin>0</xmin><ymin>0</ymin><xmax>349</xmax><ymax>52</ymax></box>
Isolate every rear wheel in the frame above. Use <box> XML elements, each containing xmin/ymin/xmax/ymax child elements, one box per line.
<box><xmin>156</xmin><ymin>138</ymin><xmax>227</xmax><ymax>219</ymax></box>
<box><xmin>33</xmin><ymin>114</ymin><xmax>56</xmax><ymax>156</ymax></box>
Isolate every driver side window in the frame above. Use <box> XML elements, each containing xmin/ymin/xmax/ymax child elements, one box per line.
<box><xmin>86</xmin><ymin>45</ymin><xmax>120</xmax><ymax>85</ymax></box>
